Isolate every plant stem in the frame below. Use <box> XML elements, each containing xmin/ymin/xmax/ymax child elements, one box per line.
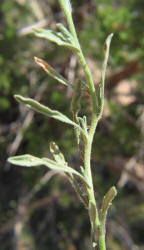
<box><xmin>59</xmin><ymin>3</ymin><xmax>115</xmax><ymax>249</ymax></box>
<box><xmin>64</xmin><ymin>6</ymin><xmax>105</xmax><ymax>249</ymax></box>
<box><xmin>99</xmin><ymin>234</ymin><xmax>106</xmax><ymax>250</ymax></box>
<box><xmin>66</xmin><ymin>11</ymin><xmax>97</xmax><ymax>112</ymax></box>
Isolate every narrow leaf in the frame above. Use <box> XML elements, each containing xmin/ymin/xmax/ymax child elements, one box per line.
<box><xmin>50</xmin><ymin>141</ymin><xmax>66</xmax><ymax>165</ymax></box>
<box><xmin>8</xmin><ymin>154</ymin><xmax>89</xmax><ymax>186</ymax></box>
<box><xmin>42</xmin><ymin>158</ymin><xmax>90</xmax><ymax>188</ymax></box>
<box><xmin>56</xmin><ymin>23</ymin><xmax>73</xmax><ymax>43</ymax></box>
<box><xmin>97</xmin><ymin>33</ymin><xmax>113</xmax><ymax>118</ymax></box>
<box><xmin>33</xmin><ymin>28</ymin><xmax>66</xmax><ymax>45</ymax></box>
<box><xmin>100</xmin><ymin>186</ymin><xmax>117</xmax><ymax>233</ymax></box>
<box><xmin>34</xmin><ymin>57</ymin><xmax>73</xmax><ymax>88</ymax></box>
<box><xmin>14</xmin><ymin>95</ymin><xmax>80</xmax><ymax>128</ymax></box>
<box><xmin>56</xmin><ymin>23</ymin><xmax>78</xmax><ymax>50</ymax></box>
<box><xmin>49</xmin><ymin>142</ymin><xmax>89</xmax><ymax>206</ymax></box>
<box><xmin>33</xmin><ymin>28</ymin><xmax>78</xmax><ymax>51</ymax></box>
<box><xmin>42</xmin><ymin>157</ymin><xmax>85</xmax><ymax>180</ymax></box>
<box><xmin>78</xmin><ymin>116</ymin><xmax>88</xmax><ymax>137</ymax></box>
<box><xmin>8</xmin><ymin>154</ymin><xmax>43</xmax><ymax>167</ymax></box>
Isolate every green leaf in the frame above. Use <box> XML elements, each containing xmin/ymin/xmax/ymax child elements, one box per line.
<box><xmin>56</xmin><ymin>23</ymin><xmax>78</xmax><ymax>50</ymax></box>
<box><xmin>8</xmin><ymin>153</ymin><xmax>90</xmax><ymax>187</ymax></box>
<box><xmin>42</xmin><ymin>157</ymin><xmax>85</xmax><ymax>180</ymax></box>
<box><xmin>80</xmin><ymin>165</ymin><xmax>89</xmax><ymax>184</ymax></box>
<box><xmin>8</xmin><ymin>154</ymin><xmax>43</xmax><ymax>167</ymax></box>
<box><xmin>102</xmin><ymin>33</ymin><xmax>114</xmax><ymax>91</ymax></box>
<box><xmin>8</xmin><ymin>154</ymin><xmax>80</xmax><ymax>177</ymax></box>
<box><xmin>56</xmin><ymin>23</ymin><xmax>73</xmax><ymax>43</ymax></box>
<box><xmin>97</xmin><ymin>33</ymin><xmax>113</xmax><ymax>118</ymax></box>
<box><xmin>33</xmin><ymin>28</ymin><xmax>65</xmax><ymax>45</ymax></box>
<box><xmin>78</xmin><ymin>116</ymin><xmax>88</xmax><ymax>137</ymax></box>
<box><xmin>14</xmin><ymin>95</ymin><xmax>80</xmax><ymax>128</ymax></box>
<box><xmin>34</xmin><ymin>57</ymin><xmax>73</xmax><ymax>88</ymax></box>
<box><xmin>50</xmin><ymin>141</ymin><xmax>67</xmax><ymax>165</ymax></box>
<box><xmin>100</xmin><ymin>186</ymin><xmax>117</xmax><ymax>234</ymax></box>
<box><xmin>33</xmin><ymin>28</ymin><xmax>78</xmax><ymax>51</ymax></box>
<box><xmin>49</xmin><ymin>142</ymin><xmax>89</xmax><ymax>206</ymax></box>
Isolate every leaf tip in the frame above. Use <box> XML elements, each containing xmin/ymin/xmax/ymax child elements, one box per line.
<box><xmin>7</xmin><ymin>157</ymin><xmax>14</xmax><ymax>164</ymax></box>
<box><xmin>34</xmin><ymin>56</ymin><xmax>52</xmax><ymax>73</ymax></box>
<box><xmin>14</xmin><ymin>94</ymin><xmax>21</xmax><ymax>102</ymax></box>
<box><xmin>34</xmin><ymin>56</ymin><xmax>38</xmax><ymax>62</ymax></box>
<box><xmin>14</xmin><ymin>94</ymin><xmax>26</xmax><ymax>104</ymax></box>
<box><xmin>111</xmin><ymin>186</ymin><xmax>117</xmax><ymax>196</ymax></box>
<box><xmin>104</xmin><ymin>33</ymin><xmax>113</xmax><ymax>54</ymax></box>
<box><xmin>109</xmin><ymin>32</ymin><xmax>114</xmax><ymax>38</ymax></box>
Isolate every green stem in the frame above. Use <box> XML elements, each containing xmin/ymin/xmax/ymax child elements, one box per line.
<box><xmin>99</xmin><ymin>234</ymin><xmax>106</xmax><ymax>250</ymax></box>
<box><xmin>98</xmin><ymin>186</ymin><xmax>117</xmax><ymax>250</ymax></box>
<box><xmin>64</xmin><ymin>6</ymin><xmax>104</xmax><ymax>248</ymax></box>
<box><xmin>84</xmin><ymin>119</ymin><xmax>101</xmax><ymax>249</ymax></box>
<box><xmin>66</xmin><ymin>12</ymin><xmax>97</xmax><ymax>112</ymax></box>
<box><xmin>64</xmin><ymin>2</ymin><xmax>98</xmax><ymax>164</ymax></box>
<box><xmin>59</xmin><ymin>3</ymin><xmax>112</xmax><ymax>249</ymax></box>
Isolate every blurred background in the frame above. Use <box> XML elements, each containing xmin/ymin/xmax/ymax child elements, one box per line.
<box><xmin>0</xmin><ymin>0</ymin><xmax>144</xmax><ymax>249</ymax></box>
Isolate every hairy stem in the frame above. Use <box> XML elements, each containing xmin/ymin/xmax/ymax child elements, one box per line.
<box><xmin>58</xmin><ymin>2</ymin><xmax>115</xmax><ymax>249</ymax></box>
<box><xmin>63</xmin><ymin>5</ymin><xmax>104</xmax><ymax>248</ymax></box>
<box><xmin>99</xmin><ymin>234</ymin><xmax>106</xmax><ymax>250</ymax></box>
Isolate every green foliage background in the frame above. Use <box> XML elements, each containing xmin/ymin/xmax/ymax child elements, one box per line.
<box><xmin>0</xmin><ymin>0</ymin><xmax>144</xmax><ymax>249</ymax></box>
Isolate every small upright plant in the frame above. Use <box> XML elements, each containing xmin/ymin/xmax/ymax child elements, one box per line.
<box><xmin>8</xmin><ymin>0</ymin><xmax>117</xmax><ymax>249</ymax></box>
